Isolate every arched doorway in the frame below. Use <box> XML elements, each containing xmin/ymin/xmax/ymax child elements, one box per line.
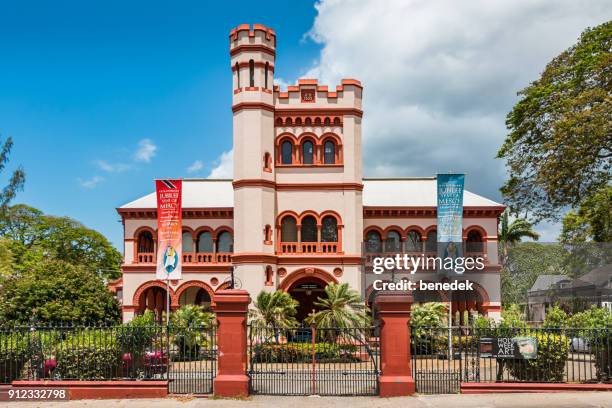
<box><xmin>288</xmin><ymin>277</ymin><xmax>328</xmax><ymax>321</ymax></box>
<box><xmin>174</xmin><ymin>280</ymin><xmax>215</xmax><ymax>311</ymax></box>
<box><xmin>280</xmin><ymin>269</ymin><xmax>338</xmax><ymax>322</ymax></box>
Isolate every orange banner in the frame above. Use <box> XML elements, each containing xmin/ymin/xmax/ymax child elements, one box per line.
<box><xmin>156</xmin><ymin>179</ymin><xmax>182</xmax><ymax>280</ymax></box>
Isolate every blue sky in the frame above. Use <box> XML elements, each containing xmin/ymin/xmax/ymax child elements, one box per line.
<box><xmin>0</xmin><ymin>0</ymin><xmax>320</xmax><ymax>247</ymax></box>
<box><xmin>2</xmin><ymin>0</ymin><xmax>610</xmax><ymax>248</ymax></box>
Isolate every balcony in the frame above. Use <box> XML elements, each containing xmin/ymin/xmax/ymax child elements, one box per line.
<box><xmin>278</xmin><ymin>242</ymin><xmax>341</xmax><ymax>255</ymax></box>
<box><xmin>182</xmin><ymin>252</ymin><xmax>233</xmax><ymax>264</ymax></box>
<box><xmin>134</xmin><ymin>252</ymin><xmax>232</xmax><ymax>264</ymax></box>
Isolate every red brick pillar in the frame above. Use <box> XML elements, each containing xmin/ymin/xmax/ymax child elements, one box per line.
<box><xmin>375</xmin><ymin>291</ymin><xmax>415</xmax><ymax>397</ymax></box>
<box><xmin>212</xmin><ymin>289</ymin><xmax>250</xmax><ymax>397</ymax></box>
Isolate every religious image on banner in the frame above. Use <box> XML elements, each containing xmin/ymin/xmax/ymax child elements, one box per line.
<box><xmin>156</xmin><ymin>179</ymin><xmax>182</xmax><ymax>280</ymax></box>
<box><xmin>437</xmin><ymin>174</ymin><xmax>465</xmax><ymax>275</ymax></box>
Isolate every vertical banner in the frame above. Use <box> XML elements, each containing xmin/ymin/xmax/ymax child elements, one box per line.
<box><xmin>437</xmin><ymin>174</ymin><xmax>465</xmax><ymax>275</ymax></box>
<box><xmin>156</xmin><ymin>179</ymin><xmax>182</xmax><ymax>280</ymax></box>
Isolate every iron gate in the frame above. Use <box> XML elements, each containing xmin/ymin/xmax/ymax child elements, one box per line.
<box><xmin>248</xmin><ymin>325</ymin><xmax>380</xmax><ymax>396</ymax></box>
<box><xmin>167</xmin><ymin>325</ymin><xmax>217</xmax><ymax>395</ymax></box>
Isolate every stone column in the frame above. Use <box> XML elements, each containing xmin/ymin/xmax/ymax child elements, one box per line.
<box><xmin>212</xmin><ymin>290</ymin><xmax>250</xmax><ymax>397</ymax></box>
<box><xmin>375</xmin><ymin>291</ymin><xmax>415</xmax><ymax>397</ymax></box>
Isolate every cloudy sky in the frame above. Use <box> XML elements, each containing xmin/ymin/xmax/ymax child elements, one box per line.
<box><xmin>2</xmin><ymin>0</ymin><xmax>610</xmax><ymax>247</ymax></box>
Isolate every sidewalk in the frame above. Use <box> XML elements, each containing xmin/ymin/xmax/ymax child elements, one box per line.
<box><xmin>3</xmin><ymin>393</ymin><xmax>612</xmax><ymax>408</ymax></box>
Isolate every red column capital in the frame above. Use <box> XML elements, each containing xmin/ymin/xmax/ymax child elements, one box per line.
<box><xmin>375</xmin><ymin>290</ymin><xmax>416</xmax><ymax>397</ymax></box>
<box><xmin>212</xmin><ymin>289</ymin><xmax>251</xmax><ymax>397</ymax></box>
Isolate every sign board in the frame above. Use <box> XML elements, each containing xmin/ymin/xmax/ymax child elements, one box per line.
<box><xmin>156</xmin><ymin>179</ymin><xmax>182</xmax><ymax>280</ymax></box>
<box><xmin>479</xmin><ymin>337</ymin><xmax>538</xmax><ymax>359</ymax></box>
<box><xmin>436</xmin><ymin>174</ymin><xmax>465</xmax><ymax>275</ymax></box>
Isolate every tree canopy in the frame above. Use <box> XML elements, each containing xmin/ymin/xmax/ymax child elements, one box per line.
<box><xmin>497</xmin><ymin>22</ymin><xmax>611</xmax><ymax>227</ymax></box>
<box><xmin>0</xmin><ymin>259</ymin><xmax>121</xmax><ymax>324</ymax></box>
<box><xmin>0</xmin><ymin>136</ymin><xmax>25</xmax><ymax>211</ymax></box>
<box><xmin>0</xmin><ymin>204</ymin><xmax>122</xmax><ymax>280</ymax></box>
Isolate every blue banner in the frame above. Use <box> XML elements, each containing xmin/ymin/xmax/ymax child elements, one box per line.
<box><xmin>437</xmin><ymin>174</ymin><xmax>465</xmax><ymax>274</ymax></box>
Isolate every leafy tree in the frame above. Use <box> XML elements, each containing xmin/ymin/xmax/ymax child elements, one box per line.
<box><xmin>0</xmin><ymin>259</ymin><xmax>121</xmax><ymax>324</ymax></box>
<box><xmin>542</xmin><ymin>305</ymin><xmax>568</xmax><ymax>329</ymax></box>
<box><xmin>0</xmin><ymin>205</ymin><xmax>122</xmax><ymax>280</ymax></box>
<box><xmin>499</xmin><ymin>209</ymin><xmax>540</xmax><ymax>263</ymax></box>
<box><xmin>497</xmin><ymin>22</ymin><xmax>611</xmax><ymax>222</ymax></box>
<box><xmin>0</xmin><ymin>239</ymin><xmax>14</xmax><ymax>277</ymax></box>
<box><xmin>305</xmin><ymin>283</ymin><xmax>370</xmax><ymax>328</ymax></box>
<box><xmin>0</xmin><ymin>136</ymin><xmax>25</xmax><ymax>210</ymax></box>
<box><xmin>501</xmin><ymin>242</ymin><xmax>569</xmax><ymax>305</ymax></box>
<box><xmin>560</xmin><ymin>185</ymin><xmax>612</xmax><ymax>243</ymax></box>
<box><xmin>249</xmin><ymin>290</ymin><xmax>299</xmax><ymax>328</ymax></box>
<box><xmin>411</xmin><ymin>302</ymin><xmax>447</xmax><ymax>330</ymax></box>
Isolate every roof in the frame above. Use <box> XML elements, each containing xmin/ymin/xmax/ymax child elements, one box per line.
<box><xmin>118</xmin><ymin>177</ymin><xmax>504</xmax><ymax>210</ymax></box>
<box><xmin>571</xmin><ymin>265</ymin><xmax>612</xmax><ymax>288</ymax></box>
<box><xmin>529</xmin><ymin>275</ymin><xmax>571</xmax><ymax>293</ymax></box>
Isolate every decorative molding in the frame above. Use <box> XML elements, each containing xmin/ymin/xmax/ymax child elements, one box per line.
<box><xmin>118</xmin><ymin>207</ymin><xmax>233</xmax><ymax>220</ymax></box>
<box><xmin>232</xmin><ymin>102</ymin><xmax>275</xmax><ymax>113</ymax></box>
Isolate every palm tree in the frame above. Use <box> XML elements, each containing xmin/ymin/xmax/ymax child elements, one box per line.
<box><xmin>305</xmin><ymin>283</ymin><xmax>370</xmax><ymax>329</ymax></box>
<box><xmin>249</xmin><ymin>290</ymin><xmax>299</xmax><ymax>329</ymax></box>
<box><xmin>499</xmin><ymin>209</ymin><xmax>540</xmax><ymax>263</ymax></box>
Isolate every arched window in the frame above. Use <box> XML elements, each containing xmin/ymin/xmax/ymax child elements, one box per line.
<box><xmin>324</xmin><ymin>140</ymin><xmax>336</xmax><ymax>164</ymax></box>
<box><xmin>405</xmin><ymin>230</ymin><xmax>422</xmax><ymax>252</ymax></box>
<box><xmin>264</xmin><ymin>224</ymin><xmax>272</xmax><ymax>243</ymax></box>
<box><xmin>385</xmin><ymin>230</ymin><xmax>402</xmax><ymax>252</ymax></box>
<box><xmin>466</xmin><ymin>230</ymin><xmax>484</xmax><ymax>253</ymax></box>
<box><xmin>301</xmin><ymin>215</ymin><xmax>317</xmax><ymax>242</ymax></box>
<box><xmin>281</xmin><ymin>141</ymin><xmax>293</xmax><ymax>164</ymax></box>
<box><xmin>302</xmin><ymin>140</ymin><xmax>314</xmax><ymax>164</ymax></box>
<box><xmin>321</xmin><ymin>216</ymin><xmax>338</xmax><ymax>242</ymax></box>
<box><xmin>137</xmin><ymin>231</ymin><xmax>155</xmax><ymax>253</ymax></box>
<box><xmin>263</xmin><ymin>152</ymin><xmax>272</xmax><ymax>171</ymax></box>
<box><xmin>217</xmin><ymin>231</ymin><xmax>233</xmax><ymax>253</ymax></box>
<box><xmin>249</xmin><ymin>59</ymin><xmax>255</xmax><ymax>87</ymax></box>
<box><xmin>182</xmin><ymin>231</ymin><xmax>194</xmax><ymax>252</ymax></box>
<box><xmin>235</xmin><ymin>63</ymin><xmax>240</xmax><ymax>88</ymax></box>
<box><xmin>265</xmin><ymin>266</ymin><xmax>273</xmax><ymax>285</ymax></box>
<box><xmin>425</xmin><ymin>230</ymin><xmax>437</xmax><ymax>252</ymax></box>
<box><xmin>197</xmin><ymin>231</ymin><xmax>213</xmax><ymax>253</ymax></box>
<box><xmin>265</xmin><ymin>62</ymin><xmax>269</xmax><ymax>89</ymax></box>
<box><xmin>281</xmin><ymin>216</ymin><xmax>297</xmax><ymax>242</ymax></box>
<box><xmin>366</xmin><ymin>230</ymin><xmax>383</xmax><ymax>253</ymax></box>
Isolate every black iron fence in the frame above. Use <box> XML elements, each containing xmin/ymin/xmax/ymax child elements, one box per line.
<box><xmin>248</xmin><ymin>325</ymin><xmax>380</xmax><ymax>396</ymax></box>
<box><xmin>0</xmin><ymin>324</ymin><xmax>216</xmax><ymax>394</ymax></box>
<box><xmin>411</xmin><ymin>325</ymin><xmax>612</xmax><ymax>394</ymax></box>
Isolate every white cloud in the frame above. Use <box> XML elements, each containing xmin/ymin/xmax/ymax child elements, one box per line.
<box><xmin>207</xmin><ymin>150</ymin><xmax>233</xmax><ymax>179</ymax></box>
<box><xmin>78</xmin><ymin>176</ymin><xmax>104</xmax><ymax>189</ymax></box>
<box><xmin>187</xmin><ymin>160</ymin><xmax>204</xmax><ymax>174</ymax></box>
<box><xmin>96</xmin><ymin>160</ymin><xmax>131</xmax><ymax>173</ymax></box>
<box><xmin>134</xmin><ymin>138</ymin><xmax>157</xmax><ymax>163</ymax></box>
<box><xmin>303</xmin><ymin>0</ymin><xmax>611</xmax><ymax>202</ymax></box>
<box><xmin>273</xmin><ymin>77</ymin><xmax>291</xmax><ymax>90</ymax></box>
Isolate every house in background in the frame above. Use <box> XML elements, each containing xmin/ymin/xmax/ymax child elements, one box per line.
<box><xmin>528</xmin><ymin>265</ymin><xmax>612</xmax><ymax>322</ymax></box>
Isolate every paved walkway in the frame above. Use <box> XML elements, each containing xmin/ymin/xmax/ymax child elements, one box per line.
<box><xmin>3</xmin><ymin>393</ymin><xmax>612</xmax><ymax>408</ymax></box>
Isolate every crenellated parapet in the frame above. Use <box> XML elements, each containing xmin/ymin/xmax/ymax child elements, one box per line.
<box><xmin>274</xmin><ymin>78</ymin><xmax>362</xmax><ymax>112</ymax></box>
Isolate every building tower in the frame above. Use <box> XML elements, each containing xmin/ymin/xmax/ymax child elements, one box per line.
<box><xmin>230</xmin><ymin>24</ymin><xmax>277</xmax><ymax>295</ymax></box>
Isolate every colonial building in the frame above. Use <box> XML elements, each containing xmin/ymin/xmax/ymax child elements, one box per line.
<box><xmin>113</xmin><ymin>24</ymin><xmax>505</xmax><ymax>323</ymax></box>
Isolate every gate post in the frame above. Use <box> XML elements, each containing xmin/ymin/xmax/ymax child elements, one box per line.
<box><xmin>212</xmin><ymin>289</ymin><xmax>250</xmax><ymax>398</ymax></box>
<box><xmin>375</xmin><ymin>290</ymin><xmax>415</xmax><ymax>397</ymax></box>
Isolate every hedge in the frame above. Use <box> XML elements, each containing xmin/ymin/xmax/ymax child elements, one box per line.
<box><xmin>506</xmin><ymin>331</ymin><xmax>569</xmax><ymax>382</ymax></box>
<box><xmin>251</xmin><ymin>342</ymin><xmax>359</xmax><ymax>363</ymax></box>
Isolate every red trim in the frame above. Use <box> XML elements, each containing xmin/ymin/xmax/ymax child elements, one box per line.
<box><xmin>173</xmin><ymin>280</ymin><xmax>216</xmax><ymax>307</ymax></box>
<box><xmin>118</xmin><ymin>208</ymin><xmax>233</xmax><ymax>219</ymax></box>
<box><xmin>11</xmin><ymin>381</ymin><xmax>168</xmax><ymax>400</ymax></box>
<box><xmin>229</xmin><ymin>44</ymin><xmax>275</xmax><ymax>57</ymax></box>
<box><xmin>278</xmin><ymin>267</ymin><xmax>338</xmax><ymax>291</ymax></box>
<box><xmin>461</xmin><ymin>383</ymin><xmax>612</xmax><ymax>394</ymax></box>
<box><xmin>232</xmin><ymin>102</ymin><xmax>275</xmax><ymax>113</ymax></box>
<box><xmin>132</xmin><ymin>280</ymin><xmax>176</xmax><ymax>308</ymax></box>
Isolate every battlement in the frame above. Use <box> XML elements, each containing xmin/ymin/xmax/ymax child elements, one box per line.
<box><xmin>274</xmin><ymin>78</ymin><xmax>363</xmax><ymax>108</ymax></box>
<box><xmin>229</xmin><ymin>23</ymin><xmax>276</xmax><ymax>54</ymax></box>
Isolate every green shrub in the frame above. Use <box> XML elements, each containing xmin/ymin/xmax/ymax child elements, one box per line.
<box><xmin>507</xmin><ymin>331</ymin><xmax>569</xmax><ymax>382</ymax></box>
<box><xmin>568</xmin><ymin>307</ymin><xmax>612</xmax><ymax>381</ymax></box>
<box><xmin>251</xmin><ymin>342</ymin><xmax>358</xmax><ymax>363</ymax></box>
<box><xmin>543</xmin><ymin>306</ymin><xmax>568</xmax><ymax>329</ymax></box>
<box><xmin>0</xmin><ymin>331</ymin><xmax>29</xmax><ymax>383</ymax></box>
<box><xmin>54</xmin><ymin>329</ymin><xmax>120</xmax><ymax>380</ymax></box>
<box><xmin>116</xmin><ymin>310</ymin><xmax>159</xmax><ymax>358</ymax></box>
